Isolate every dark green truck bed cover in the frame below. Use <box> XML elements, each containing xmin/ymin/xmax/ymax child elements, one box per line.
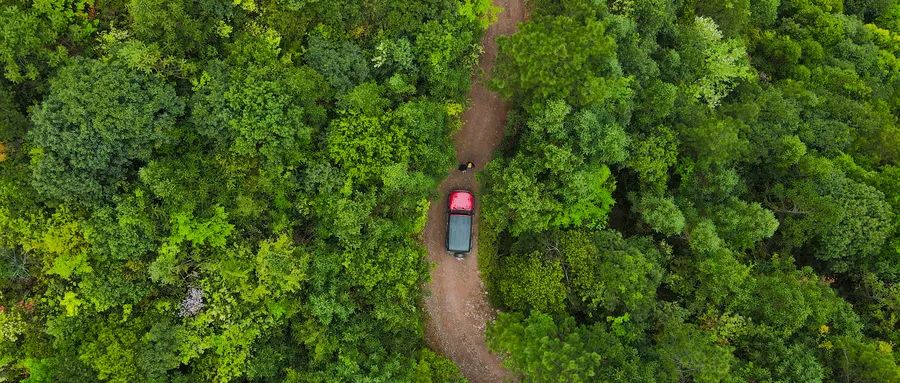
<box><xmin>447</xmin><ymin>214</ymin><xmax>472</xmax><ymax>253</ymax></box>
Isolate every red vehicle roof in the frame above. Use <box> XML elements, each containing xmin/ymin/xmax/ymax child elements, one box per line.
<box><xmin>448</xmin><ymin>190</ymin><xmax>474</xmax><ymax>212</ymax></box>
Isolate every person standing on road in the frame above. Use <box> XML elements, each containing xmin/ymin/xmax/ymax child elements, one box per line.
<box><xmin>458</xmin><ymin>161</ymin><xmax>474</xmax><ymax>172</ymax></box>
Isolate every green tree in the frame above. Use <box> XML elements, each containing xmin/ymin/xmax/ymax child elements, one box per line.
<box><xmin>655</xmin><ymin>309</ymin><xmax>737</xmax><ymax>383</ymax></box>
<box><xmin>192</xmin><ymin>27</ymin><xmax>329</xmax><ymax>175</ymax></box>
<box><xmin>739</xmin><ymin>335</ymin><xmax>826</xmax><ymax>383</ymax></box>
<box><xmin>626</xmin><ymin>127</ymin><xmax>678</xmax><ymax>191</ymax></box>
<box><xmin>570</xmin><ymin>107</ymin><xmax>630</xmax><ymax>164</ymax></box>
<box><xmin>127</xmin><ymin>0</ymin><xmax>229</xmax><ymax>59</ymax></box>
<box><xmin>742</xmin><ymin>259</ymin><xmax>862</xmax><ymax>338</ymax></box>
<box><xmin>0</xmin><ymin>85</ymin><xmax>26</xmax><ymax>143</ymax></box>
<box><xmin>497</xmin><ymin>252</ymin><xmax>567</xmax><ymax>314</ymax></box>
<box><xmin>0</xmin><ymin>4</ymin><xmax>79</xmax><ymax>83</ymax></box>
<box><xmin>675</xmin><ymin>16</ymin><xmax>754</xmax><ymax>107</ymax></box>
<box><xmin>750</xmin><ymin>0</ymin><xmax>781</xmax><ymax>28</ymax></box>
<box><xmin>632</xmin><ymin>193</ymin><xmax>685</xmax><ymax>236</ymax></box>
<box><xmin>0</xmin><ymin>5</ymin><xmax>50</xmax><ymax>83</ymax></box>
<box><xmin>671</xmin><ymin>220</ymin><xmax>753</xmax><ymax>311</ymax></box>
<box><xmin>327</xmin><ymin>113</ymin><xmax>411</xmax><ymax>184</ymax></box>
<box><xmin>412</xmin><ymin>349</ymin><xmax>466</xmax><ymax>383</ymax></box>
<box><xmin>304</xmin><ymin>35</ymin><xmax>370</xmax><ymax>94</ymax></box>
<box><xmin>492</xmin><ymin>15</ymin><xmax>621</xmax><ymax>109</ymax></box>
<box><xmin>28</xmin><ymin>59</ymin><xmax>183</xmax><ymax>205</ymax></box>
<box><xmin>561</xmin><ymin>230</ymin><xmax>664</xmax><ymax>319</ymax></box>
<box><xmin>780</xmin><ymin>159</ymin><xmax>895</xmax><ymax>275</ymax></box>
<box><xmin>696</xmin><ymin>0</ymin><xmax>751</xmax><ymax>36</ymax></box>
<box><xmin>487</xmin><ymin>312</ymin><xmax>653</xmax><ymax>383</ymax></box>
<box><xmin>483</xmin><ymin>154</ymin><xmax>615</xmax><ymax>235</ymax></box>
<box><xmin>710</xmin><ymin>198</ymin><xmax>778</xmax><ymax>251</ymax></box>
<box><xmin>829</xmin><ymin>337</ymin><xmax>900</xmax><ymax>382</ymax></box>
<box><xmin>414</xmin><ymin>16</ymin><xmax>483</xmax><ymax>99</ymax></box>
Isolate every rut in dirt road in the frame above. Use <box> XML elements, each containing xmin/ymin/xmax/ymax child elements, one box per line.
<box><xmin>422</xmin><ymin>1</ymin><xmax>526</xmax><ymax>382</ymax></box>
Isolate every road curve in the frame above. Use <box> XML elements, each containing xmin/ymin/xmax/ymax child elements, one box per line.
<box><xmin>422</xmin><ymin>1</ymin><xmax>526</xmax><ymax>382</ymax></box>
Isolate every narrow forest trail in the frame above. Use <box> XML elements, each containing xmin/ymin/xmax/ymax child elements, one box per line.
<box><xmin>422</xmin><ymin>1</ymin><xmax>526</xmax><ymax>382</ymax></box>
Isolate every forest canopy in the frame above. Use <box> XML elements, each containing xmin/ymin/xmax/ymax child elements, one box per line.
<box><xmin>1</xmin><ymin>0</ymin><xmax>900</xmax><ymax>382</ymax></box>
<box><xmin>481</xmin><ymin>0</ymin><xmax>900</xmax><ymax>382</ymax></box>
<box><xmin>0</xmin><ymin>0</ymin><xmax>495</xmax><ymax>381</ymax></box>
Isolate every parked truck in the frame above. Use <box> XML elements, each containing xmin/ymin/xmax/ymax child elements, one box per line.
<box><xmin>446</xmin><ymin>190</ymin><xmax>474</xmax><ymax>258</ymax></box>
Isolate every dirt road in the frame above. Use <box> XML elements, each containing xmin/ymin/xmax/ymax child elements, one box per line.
<box><xmin>422</xmin><ymin>1</ymin><xmax>526</xmax><ymax>382</ymax></box>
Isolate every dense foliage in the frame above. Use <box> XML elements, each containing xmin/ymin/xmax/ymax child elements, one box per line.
<box><xmin>0</xmin><ymin>0</ymin><xmax>496</xmax><ymax>381</ymax></box>
<box><xmin>4</xmin><ymin>0</ymin><xmax>900</xmax><ymax>381</ymax></box>
<box><xmin>482</xmin><ymin>0</ymin><xmax>900</xmax><ymax>382</ymax></box>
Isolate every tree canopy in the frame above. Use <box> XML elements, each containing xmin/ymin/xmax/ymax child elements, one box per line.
<box><xmin>482</xmin><ymin>1</ymin><xmax>900</xmax><ymax>382</ymax></box>
<box><xmin>0</xmin><ymin>0</ymin><xmax>495</xmax><ymax>381</ymax></box>
<box><xmin>2</xmin><ymin>0</ymin><xmax>900</xmax><ymax>382</ymax></box>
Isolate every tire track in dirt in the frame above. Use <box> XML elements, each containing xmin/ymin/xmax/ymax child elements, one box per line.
<box><xmin>422</xmin><ymin>1</ymin><xmax>526</xmax><ymax>382</ymax></box>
